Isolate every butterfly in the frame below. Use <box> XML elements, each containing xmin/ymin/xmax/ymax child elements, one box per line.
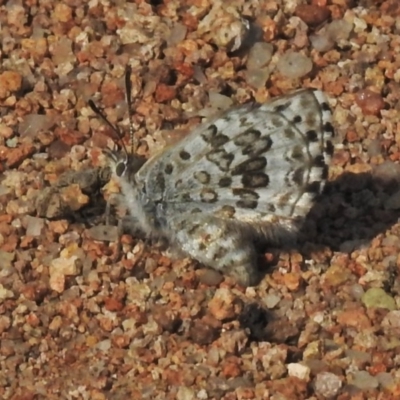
<box><xmin>89</xmin><ymin>67</ymin><xmax>334</xmax><ymax>286</ymax></box>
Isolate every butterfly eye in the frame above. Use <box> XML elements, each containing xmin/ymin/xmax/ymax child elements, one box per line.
<box><xmin>116</xmin><ymin>161</ymin><xmax>126</xmax><ymax>177</ymax></box>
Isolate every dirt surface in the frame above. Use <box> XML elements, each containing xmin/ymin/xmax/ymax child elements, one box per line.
<box><xmin>1</xmin><ymin>0</ymin><xmax>400</xmax><ymax>399</ymax></box>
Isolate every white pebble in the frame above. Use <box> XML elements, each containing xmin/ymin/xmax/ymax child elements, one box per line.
<box><xmin>247</xmin><ymin>42</ymin><xmax>273</xmax><ymax>70</ymax></box>
<box><xmin>314</xmin><ymin>372</ymin><xmax>342</xmax><ymax>398</ymax></box>
<box><xmin>288</xmin><ymin>363</ymin><xmax>310</xmax><ymax>380</ymax></box>
<box><xmin>277</xmin><ymin>51</ymin><xmax>312</xmax><ymax>79</ymax></box>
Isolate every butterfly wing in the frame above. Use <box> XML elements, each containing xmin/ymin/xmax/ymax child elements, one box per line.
<box><xmin>142</xmin><ymin>89</ymin><xmax>333</xmax><ymax>227</ymax></box>
<box><xmin>132</xmin><ymin>89</ymin><xmax>334</xmax><ymax>285</ymax></box>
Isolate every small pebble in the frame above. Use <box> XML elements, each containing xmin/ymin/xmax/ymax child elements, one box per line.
<box><xmin>287</xmin><ymin>363</ymin><xmax>310</xmax><ymax>380</ymax></box>
<box><xmin>244</xmin><ymin>67</ymin><xmax>270</xmax><ymax>89</ymax></box>
<box><xmin>350</xmin><ymin>371</ymin><xmax>379</xmax><ymax>390</ymax></box>
<box><xmin>24</xmin><ymin>216</ymin><xmax>45</xmax><ymax>237</ymax></box>
<box><xmin>208</xmin><ymin>288</ymin><xmax>240</xmax><ymax>321</ymax></box>
<box><xmin>263</xmin><ymin>293</ymin><xmax>281</xmax><ymax>309</ymax></box>
<box><xmin>246</xmin><ymin>42</ymin><xmax>273</xmax><ymax>70</ymax></box>
<box><xmin>198</xmin><ymin>269</ymin><xmax>224</xmax><ymax>286</ymax></box>
<box><xmin>176</xmin><ymin>387</ymin><xmax>195</xmax><ymax>400</ymax></box>
<box><xmin>167</xmin><ymin>23</ymin><xmax>187</xmax><ymax>47</ymax></box>
<box><xmin>87</xmin><ymin>225</ymin><xmax>119</xmax><ymax>242</ymax></box>
<box><xmin>361</xmin><ymin>288</ymin><xmax>396</xmax><ymax>311</ymax></box>
<box><xmin>326</xmin><ymin>19</ymin><xmax>353</xmax><ymax>43</ymax></box>
<box><xmin>0</xmin><ymin>284</ymin><xmax>14</xmax><ymax>301</ymax></box>
<box><xmin>295</xmin><ymin>4</ymin><xmax>331</xmax><ymax>27</ymax></box>
<box><xmin>18</xmin><ymin>114</ymin><xmax>54</xmax><ymax>137</ymax></box>
<box><xmin>355</xmin><ymin>89</ymin><xmax>385</xmax><ymax>115</ymax></box>
<box><xmin>208</xmin><ymin>91</ymin><xmax>233</xmax><ymax>111</ymax></box>
<box><xmin>314</xmin><ymin>372</ymin><xmax>342</xmax><ymax>398</ymax></box>
<box><xmin>277</xmin><ymin>51</ymin><xmax>312</xmax><ymax>79</ymax></box>
<box><xmin>310</xmin><ymin>33</ymin><xmax>335</xmax><ymax>52</ymax></box>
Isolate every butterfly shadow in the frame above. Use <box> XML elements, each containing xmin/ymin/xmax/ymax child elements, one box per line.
<box><xmin>245</xmin><ymin>171</ymin><xmax>400</xmax><ymax>343</ymax></box>
<box><xmin>298</xmin><ymin>170</ymin><xmax>400</xmax><ymax>261</ymax></box>
<box><xmin>256</xmin><ymin>170</ymin><xmax>400</xmax><ymax>282</ymax></box>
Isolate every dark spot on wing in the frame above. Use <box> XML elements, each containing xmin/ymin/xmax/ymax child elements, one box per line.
<box><xmin>313</xmin><ymin>155</ymin><xmax>326</xmax><ymax>168</ymax></box>
<box><xmin>242</xmin><ymin>172</ymin><xmax>270</xmax><ymax>188</ymax></box>
<box><xmin>219</xmin><ymin>177</ymin><xmax>232</xmax><ymax>187</ymax></box>
<box><xmin>306</xmin><ymin>130</ymin><xmax>318</xmax><ymax>142</ymax></box>
<box><xmin>233</xmin><ymin>188</ymin><xmax>259</xmax><ymax>207</ymax></box>
<box><xmin>321</xmin><ymin>102</ymin><xmax>330</xmax><ymax>111</ymax></box>
<box><xmin>325</xmin><ymin>140</ymin><xmax>335</xmax><ymax>156</ymax></box>
<box><xmin>164</xmin><ymin>163</ymin><xmax>174</xmax><ymax>174</ymax></box>
<box><xmin>231</xmin><ymin>157</ymin><xmax>267</xmax><ymax>175</ymax></box>
<box><xmin>179</xmin><ymin>150</ymin><xmax>191</xmax><ymax>160</ymax></box>
<box><xmin>293</xmin><ymin>115</ymin><xmax>302</xmax><ymax>123</ymax></box>
<box><xmin>323</xmin><ymin>122</ymin><xmax>335</xmax><ymax>136</ymax></box>
<box><xmin>274</xmin><ymin>102</ymin><xmax>291</xmax><ymax>113</ymax></box>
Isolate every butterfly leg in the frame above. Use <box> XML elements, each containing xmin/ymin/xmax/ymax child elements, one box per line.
<box><xmin>170</xmin><ymin>215</ymin><xmax>260</xmax><ymax>286</ymax></box>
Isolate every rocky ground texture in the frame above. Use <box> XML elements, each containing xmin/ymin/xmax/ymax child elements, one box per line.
<box><xmin>1</xmin><ymin>0</ymin><xmax>400</xmax><ymax>399</ymax></box>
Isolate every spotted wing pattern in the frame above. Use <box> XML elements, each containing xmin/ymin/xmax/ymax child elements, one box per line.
<box><xmin>116</xmin><ymin>89</ymin><xmax>334</xmax><ymax>285</ymax></box>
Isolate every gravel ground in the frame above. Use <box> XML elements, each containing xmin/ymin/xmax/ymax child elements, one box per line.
<box><xmin>1</xmin><ymin>0</ymin><xmax>400</xmax><ymax>399</ymax></box>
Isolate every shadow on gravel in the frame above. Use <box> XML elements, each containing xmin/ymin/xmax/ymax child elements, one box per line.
<box><xmin>243</xmin><ymin>170</ymin><xmax>400</xmax><ymax>344</ymax></box>
<box><xmin>301</xmin><ymin>170</ymin><xmax>400</xmax><ymax>253</ymax></box>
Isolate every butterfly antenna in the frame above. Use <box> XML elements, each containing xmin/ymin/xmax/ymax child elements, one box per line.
<box><xmin>88</xmin><ymin>99</ymin><xmax>129</xmax><ymax>158</ymax></box>
<box><xmin>124</xmin><ymin>65</ymin><xmax>136</xmax><ymax>155</ymax></box>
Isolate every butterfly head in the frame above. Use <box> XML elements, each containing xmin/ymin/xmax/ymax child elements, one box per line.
<box><xmin>103</xmin><ymin>148</ymin><xmax>146</xmax><ymax>180</ymax></box>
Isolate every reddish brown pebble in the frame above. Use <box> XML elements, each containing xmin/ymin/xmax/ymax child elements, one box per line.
<box><xmin>21</xmin><ymin>38</ymin><xmax>48</xmax><ymax>60</ymax></box>
<box><xmin>264</xmin><ymin>318</ymin><xmax>300</xmax><ymax>343</ymax></box>
<box><xmin>19</xmin><ymin>235</ymin><xmax>35</xmax><ymax>249</ymax></box>
<box><xmin>104</xmin><ymin>297</ymin><xmax>124</xmax><ymax>312</ymax></box>
<box><xmin>336</xmin><ymin>308</ymin><xmax>372</xmax><ymax>330</ymax></box>
<box><xmin>64</xmin><ymin>351</ymin><xmax>78</xmax><ymax>365</ymax></box>
<box><xmin>345</xmin><ymin>130</ymin><xmax>359</xmax><ymax>143</ymax></box>
<box><xmin>0</xmin><ymin>70</ymin><xmax>22</xmax><ymax>99</ymax></box>
<box><xmin>355</xmin><ymin>89</ymin><xmax>385</xmax><ymax>115</ymax></box>
<box><xmin>56</xmin><ymin>127</ymin><xmax>86</xmax><ymax>146</ymax></box>
<box><xmin>10</xmin><ymin>391</ymin><xmax>36</xmax><ymax>400</ymax></box>
<box><xmin>295</xmin><ymin>4</ymin><xmax>331</xmax><ymax>26</ymax></box>
<box><xmin>188</xmin><ymin>319</ymin><xmax>219</xmax><ymax>345</ymax></box>
<box><xmin>173</xmin><ymin>62</ymin><xmax>194</xmax><ymax>79</ymax></box>
<box><xmin>112</xmin><ymin>334</ymin><xmax>131</xmax><ymax>349</ymax></box>
<box><xmin>53</xmin><ymin>4</ymin><xmax>73</xmax><ymax>23</ymax></box>
<box><xmin>332</xmin><ymin>148</ymin><xmax>350</xmax><ymax>166</ymax></box>
<box><xmin>235</xmin><ymin>388</ymin><xmax>255</xmax><ymax>399</ymax></box>
<box><xmin>208</xmin><ymin>288</ymin><xmax>241</xmax><ymax>321</ymax></box>
<box><xmin>100</xmin><ymin>81</ymin><xmax>124</xmax><ymax>108</ymax></box>
<box><xmin>98</xmin><ymin>316</ymin><xmax>115</xmax><ymax>332</ymax></box>
<box><xmin>4</xmin><ymin>143</ymin><xmax>35</xmax><ymax>168</ymax></box>
<box><xmin>312</xmin><ymin>0</ymin><xmax>327</xmax><ymax>6</ymax></box>
<box><xmin>155</xmin><ymin>84</ymin><xmax>177</xmax><ymax>103</ymax></box>
<box><xmin>0</xmin><ymin>316</ymin><xmax>11</xmax><ymax>335</ymax></box>
<box><xmin>26</xmin><ymin>312</ymin><xmax>41</xmax><ymax>328</ymax></box>
<box><xmin>283</xmin><ymin>272</ymin><xmax>302</xmax><ymax>291</ymax></box>
<box><xmin>221</xmin><ymin>357</ymin><xmax>242</xmax><ymax>378</ymax></box>
<box><xmin>60</xmin><ymin>184</ymin><xmax>90</xmax><ymax>211</ymax></box>
<box><xmin>48</xmin><ymin>139</ymin><xmax>71</xmax><ymax>159</ymax></box>
<box><xmin>0</xmin><ymin>125</ymin><xmax>14</xmax><ymax>139</ymax></box>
